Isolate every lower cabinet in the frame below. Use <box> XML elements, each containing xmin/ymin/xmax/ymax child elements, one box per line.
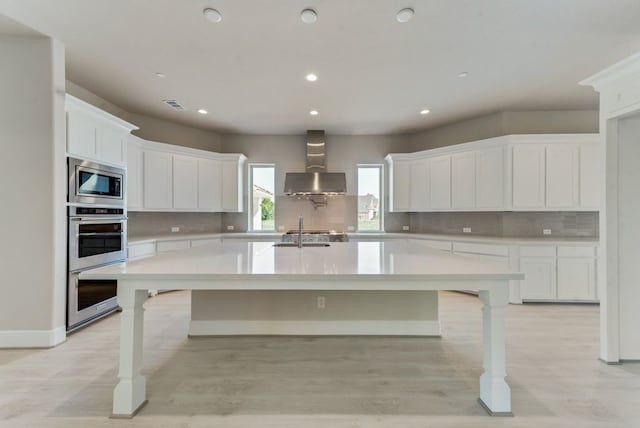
<box><xmin>557</xmin><ymin>257</ymin><xmax>596</xmax><ymax>301</ymax></box>
<box><xmin>520</xmin><ymin>256</ymin><xmax>557</xmax><ymax>300</ymax></box>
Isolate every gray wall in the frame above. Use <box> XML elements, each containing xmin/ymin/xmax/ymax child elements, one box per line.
<box><xmin>407</xmin><ymin>110</ymin><xmax>599</xmax><ymax>152</ymax></box>
<box><xmin>409</xmin><ymin>211</ymin><xmax>599</xmax><ymax>238</ymax></box>
<box><xmin>220</xmin><ymin>134</ymin><xmax>410</xmax><ymax>233</ymax></box>
<box><xmin>0</xmin><ymin>35</ymin><xmax>67</xmax><ymax>339</ymax></box>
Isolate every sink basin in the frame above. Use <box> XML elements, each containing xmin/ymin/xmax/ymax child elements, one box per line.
<box><xmin>273</xmin><ymin>242</ymin><xmax>330</xmax><ymax>248</ymax></box>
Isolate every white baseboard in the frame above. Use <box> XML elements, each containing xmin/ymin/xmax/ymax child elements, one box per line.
<box><xmin>189</xmin><ymin>320</ymin><xmax>441</xmax><ymax>336</ymax></box>
<box><xmin>0</xmin><ymin>326</ymin><xmax>66</xmax><ymax>348</ymax></box>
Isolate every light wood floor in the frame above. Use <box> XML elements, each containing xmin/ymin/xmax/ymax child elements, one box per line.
<box><xmin>0</xmin><ymin>291</ymin><xmax>638</xmax><ymax>427</ymax></box>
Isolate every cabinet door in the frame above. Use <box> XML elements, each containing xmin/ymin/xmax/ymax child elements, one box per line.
<box><xmin>429</xmin><ymin>155</ymin><xmax>451</xmax><ymax>210</ymax></box>
<box><xmin>172</xmin><ymin>155</ymin><xmax>199</xmax><ymax>210</ymax></box>
<box><xmin>126</xmin><ymin>141</ymin><xmax>143</xmax><ymax>210</ymax></box>
<box><xmin>557</xmin><ymin>258</ymin><xmax>596</xmax><ymax>300</ymax></box>
<box><xmin>143</xmin><ymin>151</ymin><xmax>173</xmax><ymax>209</ymax></box>
<box><xmin>409</xmin><ymin>158</ymin><xmax>429</xmax><ymax>211</ymax></box>
<box><xmin>546</xmin><ymin>144</ymin><xmax>579</xmax><ymax>208</ymax></box>
<box><xmin>221</xmin><ymin>159</ymin><xmax>242</xmax><ymax>212</ymax></box>
<box><xmin>451</xmin><ymin>152</ymin><xmax>475</xmax><ymax>209</ymax></box>
<box><xmin>512</xmin><ymin>145</ymin><xmax>545</xmax><ymax>209</ymax></box>
<box><xmin>520</xmin><ymin>257</ymin><xmax>557</xmax><ymax>300</ymax></box>
<box><xmin>198</xmin><ymin>158</ymin><xmax>222</xmax><ymax>211</ymax></box>
<box><xmin>476</xmin><ymin>147</ymin><xmax>505</xmax><ymax>209</ymax></box>
<box><xmin>389</xmin><ymin>159</ymin><xmax>410</xmax><ymax>212</ymax></box>
<box><xmin>579</xmin><ymin>143</ymin><xmax>602</xmax><ymax>209</ymax></box>
<box><xmin>99</xmin><ymin>126</ymin><xmax>126</xmax><ymax>166</ymax></box>
<box><xmin>66</xmin><ymin>110</ymin><xmax>98</xmax><ymax>160</ymax></box>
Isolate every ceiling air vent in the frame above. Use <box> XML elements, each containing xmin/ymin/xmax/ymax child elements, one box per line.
<box><xmin>162</xmin><ymin>99</ymin><xmax>185</xmax><ymax>111</ymax></box>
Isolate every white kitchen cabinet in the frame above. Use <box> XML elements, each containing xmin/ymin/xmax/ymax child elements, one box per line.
<box><xmin>410</xmin><ymin>158</ymin><xmax>429</xmax><ymax>211</ymax></box>
<box><xmin>546</xmin><ymin>144</ymin><xmax>579</xmax><ymax>208</ymax></box>
<box><xmin>198</xmin><ymin>158</ymin><xmax>222</xmax><ymax>211</ymax></box>
<box><xmin>579</xmin><ymin>143</ymin><xmax>602</xmax><ymax>209</ymax></box>
<box><xmin>143</xmin><ymin>150</ymin><xmax>173</xmax><ymax>209</ymax></box>
<box><xmin>520</xmin><ymin>256</ymin><xmax>557</xmax><ymax>300</ymax></box>
<box><xmin>451</xmin><ymin>152</ymin><xmax>475</xmax><ymax>209</ymax></box>
<box><xmin>429</xmin><ymin>155</ymin><xmax>451</xmax><ymax>210</ymax></box>
<box><xmin>126</xmin><ymin>136</ymin><xmax>144</xmax><ymax>210</ymax></box>
<box><xmin>191</xmin><ymin>238</ymin><xmax>219</xmax><ymax>247</ymax></box>
<box><xmin>388</xmin><ymin>158</ymin><xmax>411</xmax><ymax>212</ymax></box>
<box><xmin>512</xmin><ymin>144</ymin><xmax>546</xmax><ymax>209</ymax></box>
<box><xmin>66</xmin><ymin>94</ymin><xmax>137</xmax><ymax>167</ymax></box>
<box><xmin>557</xmin><ymin>257</ymin><xmax>596</xmax><ymax>300</ymax></box>
<box><xmin>127</xmin><ymin>242</ymin><xmax>156</xmax><ymax>261</ymax></box>
<box><xmin>221</xmin><ymin>157</ymin><xmax>245</xmax><ymax>212</ymax></box>
<box><xmin>475</xmin><ymin>147</ymin><xmax>505</xmax><ymax>209</ymax></box>
<box><xmin>172</xmin><ymin>155</ymin><xmax>199</xmax><ymax>210</ymax></box>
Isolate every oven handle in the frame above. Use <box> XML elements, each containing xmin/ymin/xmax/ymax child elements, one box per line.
<box><xmin>77</xmin><ymin>232</ymin><xmax>124</xmax><ymax>237</ymax></box>
<box><xmin>69</xmin><ymin>217</ymin><xmax>128</xmax><ymax>222</ymax></box>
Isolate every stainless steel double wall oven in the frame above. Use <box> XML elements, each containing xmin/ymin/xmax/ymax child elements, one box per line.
<box><xmin>67</xmin><ymin>157</ymin><xmax>127</xmax><ymax>331</ymax></box>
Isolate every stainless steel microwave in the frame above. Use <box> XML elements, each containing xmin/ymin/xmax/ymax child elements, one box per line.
<box><xmin>68</xmin><ymin>157</ymin><xmax>125</xmax><ymax>206</ymax></box>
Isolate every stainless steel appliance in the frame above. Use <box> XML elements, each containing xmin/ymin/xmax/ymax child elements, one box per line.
<box><xmin>281</xmin><ymin>229</ymin><xmax>348</xmax><ymax>243</ymax></box>
<box><xmin>68</xmin><ymin>157</ymin><xmax>125</xmax><ymax>206</ymax></box>
<box><xmin>67</xmin><ymin>158</ymin><xmax>127</xmax><ymax>332</ymax></box>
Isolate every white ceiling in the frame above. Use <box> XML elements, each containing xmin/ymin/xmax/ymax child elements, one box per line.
<box><xmin>2</xmin><ymin>0</ymin><xmax>640</xmax><ymax>135</ymax></box>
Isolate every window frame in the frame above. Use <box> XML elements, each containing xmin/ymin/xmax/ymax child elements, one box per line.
<box><xmin>356</xmin><ymin>163</ymin><xmax>384</xmax><ymax>232</ymax></box>
<box><xmin>248</xmin><ymin>163</ymin><xmax>276</xmax><ymax>232</ymax></box>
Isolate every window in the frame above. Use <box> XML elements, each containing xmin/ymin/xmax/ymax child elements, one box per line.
<box><xmin>249</xmin><ymin>164</ymin><xmax>275</xmax><ymax>231</ymax></box>
<box><xmin>357</xmin><ymin>165</ymin><xmax>383</xmax><ymax>231</ymax></box>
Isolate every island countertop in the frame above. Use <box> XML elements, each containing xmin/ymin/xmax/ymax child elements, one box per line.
<box><xmin>82</xmin><ymin>239</ymin><xmax>524</xmax><ymax>283</ymax></box>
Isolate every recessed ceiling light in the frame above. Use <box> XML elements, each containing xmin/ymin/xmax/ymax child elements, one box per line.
<box><xmin>396</xmin><ymin>8</ymin><xmax>414</xmax><ymax>23</ymax></box>
<box><xmin>309</xmin><ymin>110</ymin><xmax>319</xmax><ymax>116</ymax></box>
<box><xmin>203</xmin><ymin>8</ymin><xmax>222</xmax><ymax>23</ymax></box>
<box><xmin>420</xmin><ymin>109</ymin><xmax>430</xmax><ymax>115</ymax></box>
<box><xmin>155</xmin><ymin>72</ymin><xmax>166</xmax><ymax>78</ymax></box>
<box><xmin>301</xmin><ymin>9</ymin><xmax>317</xmax><ymax>24</ymax></box>
<box><xmin>458</xmin><ymin>71</ymin><xmax>469</xmax><ymax>78</ymax></box>
<box><xmin>197</xmin><ymin>109</ymin><xmax>208</xmax><ymax>115</ymax></box>
<box><xmin>306</xmin><ymin>73</ymin><xmax>318</xmax><ymax>82</ymax></box>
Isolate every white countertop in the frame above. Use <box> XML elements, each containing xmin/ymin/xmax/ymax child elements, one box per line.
<box><xmin>127</xmin><ymin>231</ymin><xmax>599</xmax><ymax>246</ymax></box>
<box><xmin>84</xmin><ymin>239</ymin><xmax>524</xmax><ymax>281</ymax></box>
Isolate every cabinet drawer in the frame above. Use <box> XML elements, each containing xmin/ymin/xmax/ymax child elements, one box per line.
<box><xmin>191</xmin><ymin>238</ymin><xmax>219</xmax><ymax>247</ymax></box>
<box><xmin>557</xmin><ymin>246</ymin><xmax>596</xmax><ymax>258</ymax></box>
<box><xmin>452</xmin><ymin>242</ymin><xmax>508</xmax><ymax>257</ymax></box>
<box><xmin>156</xmin><ymin>240</ymin><xmax>191</xmax><ymax>254</ymax></box>
<box><xmin>421</xmin><ymin>239</ymin><xmax>452</xmax><ymax>252</ymax></box>
<box><xmin>128</xmin><ymin>242</ymin><xmax>156</xmax><ymax>260</ymax></box>
<box><xmin>519</xmin><ymin>245</ymin><xmax>556</xmax><ymax>257</ymax></box>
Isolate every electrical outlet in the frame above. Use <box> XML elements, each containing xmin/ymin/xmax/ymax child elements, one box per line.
<box><xmin>226</xmin><ymin>225</ymin><xmax>234</xmax><ymax>231</ymax></box>
<box><xmin>170</xmin><ymin>226</ymin><xmax>180</xmax><ymax>233</ymax></box>
<box><xmin>317</xmin><ymin>296</ymin><xmax>325</xmax><ymax>309</ymax></box>
<box><xmin>463</xmin><ymin>227</ymin><xmax>472</xmax><ymax>233</ymax></box>
<box><xmin>543</xmin><ymin>229</ymin><xmax>552</xmax><ymax>235</ymax></box>
<box><xmin>402</xmin><ymin>225</ymin><xmax>410</xmax><ymax>231</ymax></box>
<box><xmin>347</xmin><ymin>225</ymin><xmax>355</xmax><ymax>232</ymax></box>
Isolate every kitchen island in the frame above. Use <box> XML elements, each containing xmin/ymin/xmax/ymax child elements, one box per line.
<box><xmin>82</xmin><ymin>239</ymin><xmax>523</xmax><ymax>418</ymax></box>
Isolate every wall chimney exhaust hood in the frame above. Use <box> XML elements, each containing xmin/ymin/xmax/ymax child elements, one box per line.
<box><xmin>284</xmin><ymin>130</ymin><xmax>346</xmax><ymax>206</ymax></box>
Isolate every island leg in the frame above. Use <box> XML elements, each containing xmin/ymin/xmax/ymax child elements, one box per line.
<box><xmin>112</xmin><ymin>284</ymin><xmax>148</xmax><ymax>418</ymax></box>
<box><xmin>478</xmin><ymin>286</ymin><xmax>512</xmax><ymax>416</ymax></box>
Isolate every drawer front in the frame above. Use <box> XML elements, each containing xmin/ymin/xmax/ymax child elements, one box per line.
<box><xmin>191</xmin><ymin>238</ymin><xmax>219</xmax><ymax>247</ymax></box>
<box><xmin>128</xmin><ymin>242</ymin><xmax>156</xmax><ymax>260</ymax></box>
<box><xmin>421</xmin><ymin>239</ymin><xmax>452</xmax><ymax>252</ymax></box>
<box><xmin>452</xmin><ymin>242</ymin><xmax>508</xmax><ymax>257</ymax></box>
<box><xmin>557</xmin><ymin>245</ymin><xmax>596</xmax><ymax>258</ymax></box>
<box><xmin>157</xmin><ymin>240</ymin><xmax>191</xmax><ymax>253</ymax></box>
<box><xmin>519</xmin><ymin>245</ymin><xmax>556</xmax><ymax>257</ymax></box>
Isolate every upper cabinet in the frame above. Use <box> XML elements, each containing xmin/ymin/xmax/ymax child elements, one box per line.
<box><xmin>386</xmin><ymin>134</ymin><xmax>601</xmax><ymax>213</ymax></box>
<box><xmin>66</xmin><ymin>94</ymin><xmax>138</xmax><ymax>167</ymax></box>
<box><xmin>126</xmin><ymin>136</ymin><xmax>246</xmax><ymax>213</ymax></box>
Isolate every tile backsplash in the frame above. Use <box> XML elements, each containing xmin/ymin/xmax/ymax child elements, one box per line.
<box><xmin>409</xmin><ymin>211</ymin><xmax>599</xmax><ymax>238</ymax></box>
<box><xmin>128</xmin><ymin>212</ymin><xmax>222</xmax><ymax>237</ymax></box>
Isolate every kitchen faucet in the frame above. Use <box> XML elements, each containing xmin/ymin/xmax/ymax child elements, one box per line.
<box><xmin>298</xmin><ymin>216</ymin><xmax>303</xmax><ymax>248</ymax></box>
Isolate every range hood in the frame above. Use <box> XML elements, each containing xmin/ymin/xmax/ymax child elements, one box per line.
<box><xmin>284</xmin><ymin>130</ymin><xmax>347</xmax><ymax>200</ymax></box>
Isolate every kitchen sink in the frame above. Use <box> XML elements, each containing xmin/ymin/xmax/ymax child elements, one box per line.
<box><xmin>273</xmin><ymin>242</ymin><xmax>330</xmax><ymax>248</ymax></box>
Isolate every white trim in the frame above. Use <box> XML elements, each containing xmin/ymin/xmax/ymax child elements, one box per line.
<box><xmin>0</xmin><ymin>326</ymin><xmax>66</xmax><ymax>348</ymax></box>
<box><xmin>188</xmin><ymin>320</ymin><xmax>441</xmax><ymax>336</ymax></box>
